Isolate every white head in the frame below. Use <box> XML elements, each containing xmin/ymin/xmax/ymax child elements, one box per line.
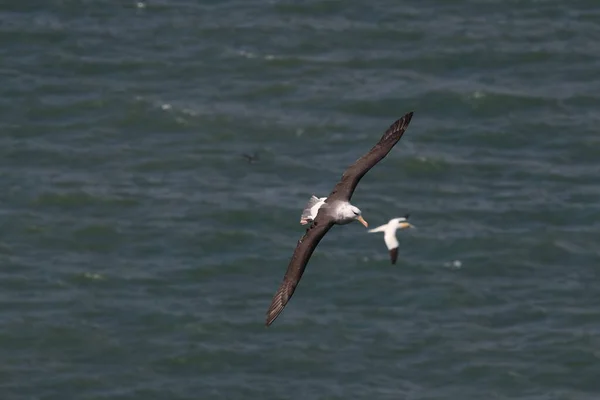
<box><xmin>393</xmin><ymin>214</ymin><xmax>415</xmax><ymax>230</ymax></box>
<box><xmin>338</xmin><ymin>204</ymin><xmax>368</xmax><ymax>227</ymax></box>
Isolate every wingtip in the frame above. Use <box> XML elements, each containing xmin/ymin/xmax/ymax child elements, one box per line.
<box><xmin>383</xmin><ymin>111</ymin><xmax>414</xmax><ymax>139</ymax></box>
<box><xmin>400</xmin><ymin>111</ymin><xmax>414</xmax><ymax>126</ymax></box>
<box><xmin>265</xmin><ymin>283</ymin><xmax>289</xmax><ymax>327</ymax></box>
<box><xmin>265</xmin><ymin>302</ymin><xmax>284</xmax><ymax>327</ymax></box>
<box><xmin>389</xmin><ymin>247</ymin><xmax>399</xmax><ymax>264</ymax></box>
<box><xmin>265</xmin><ymin>309</ymin><xmax>276</xmax><ymax>327</ymax></box>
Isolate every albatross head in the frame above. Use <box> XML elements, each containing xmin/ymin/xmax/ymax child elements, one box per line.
<box><xmin>336</xmin><ymin>203</ymin><xmax>368</xmax><ymax>227</ymax></box>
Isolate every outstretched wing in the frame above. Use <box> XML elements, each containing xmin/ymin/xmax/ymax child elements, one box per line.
<box><xmin>367</xmin><ymin>224</ymin><xmax>388</xmax><ymax>233</ymax></box>
<box><xmin>266</xmin><ymin>212</ymin><xmax>335</xmax><ymax>327</ymax></box>
<box><xmin>326</xmin><ymin>111</ymin><xmax>414</xmax><ymax>203</ymax></box>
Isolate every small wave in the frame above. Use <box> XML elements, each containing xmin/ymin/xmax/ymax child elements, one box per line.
<box><xmin>30</xmin><ymin>191</ymin><xmax>139</xmax><ymax>208</ymax></box>
<box><xmin>235</xmin><ymin>49</ymin><xmax>280</xmax><ymax>62</ymax></box>
<box><xmin>444</xmin><ymin>260</ymin><xmax>463</xmax><ymax>269</ymax></box>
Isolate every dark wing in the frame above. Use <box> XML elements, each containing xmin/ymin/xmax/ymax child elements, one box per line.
<box><xmin>325</xmin><ymin>111</ymin><xmax>414</xmax><ymax>203</ymax></box>
<box><xmin>265</xmin><ymin>212</ymin><xmax>335</xmax><ymax>327</ymax></box>
<box><xmin>389</xmin><ymin>247</ymin><xmax>398</xmax><ymax>265</ymax></box>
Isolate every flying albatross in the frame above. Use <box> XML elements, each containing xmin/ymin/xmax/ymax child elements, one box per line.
<box><xmin>265</xmin><ymin>111</ymin><xmax>415</xmax><ymax>326</ymax></box>
<box><xmin>367</xmin><ymin>214</ymin><xmax>415</xmax><ymax>264</ymax></box>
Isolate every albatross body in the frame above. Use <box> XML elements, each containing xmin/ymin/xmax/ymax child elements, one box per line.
<box><xmin>368</xmin><ymin>215</ymin><xmax>415</xmax><ymax>264</ymax></box>
<box><xmin>265</xmin><ymin>111</ymin><xmax>415</xmax><ymax>327</ymax></box>
<box><xmin>299</xmin><ymin>196</ymin><xmax>368</xmax><ymax>227</ymax></box>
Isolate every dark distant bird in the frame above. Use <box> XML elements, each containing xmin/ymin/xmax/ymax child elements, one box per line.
<box><xmin>368</xmin><ymin>214</ymin><xmax>415</xmax><ymax>264</ymax></box>
<box><xmin>241</xmin><ymin>152</ymin><xmax>260</xmax><ymax>164</ymax></box>
<box><xmin>265</xmin><ymin>111</ymin><xmax>415</xmax><ymax>327</ymax></box>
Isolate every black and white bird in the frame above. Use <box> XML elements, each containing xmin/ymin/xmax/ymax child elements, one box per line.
<box><xmin>265</xmin><ymin>111</ymin><xmax>415</xmax><ymax>327</ymax></box>
<box><xmin>367</xmin><ymin>215</ymin><xmax>415</xmax><ymax>264</ymax></box>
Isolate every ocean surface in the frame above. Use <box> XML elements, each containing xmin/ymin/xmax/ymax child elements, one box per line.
<box><xmin>2</xmin><ymin>1</ymin><xmax>600</xmax><ymax>399</ymax></box>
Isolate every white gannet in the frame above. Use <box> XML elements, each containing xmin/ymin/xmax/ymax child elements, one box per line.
<box><xmin>368</xmin><ymin>214</ymin><xmax>415</xmax><ymax>264</ymax></box>
<box><xmin>265</xmin><ymin>111</ymin><xmax>415</xmax><ymax>326</ymax></box>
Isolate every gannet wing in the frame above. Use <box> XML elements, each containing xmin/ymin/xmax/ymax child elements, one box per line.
<box><xmin>367</xmin><ymin>224</ymin><xmax>388</xmax><ymax>233</ymax></box>
<box><xmin>389</xmin><ymin>247</ymin><xmax>399</xmax><ymax>264</ymax></box>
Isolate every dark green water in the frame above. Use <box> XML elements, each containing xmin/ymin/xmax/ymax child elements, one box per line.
<box><xmin>2</xmin><ymin>1</ymin><xmax>600</xmax><ymax>399</ymax></box>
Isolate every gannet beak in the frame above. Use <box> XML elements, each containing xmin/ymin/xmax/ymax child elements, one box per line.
<box><xmin>399</xmin><ymin>222</ymin><xmax>415</xmax><ymax>229</ymax></box>
<box><xmin>356</xmin><ymin>215</ymin><xmax>368</xmax><ymax>227</ymax></box>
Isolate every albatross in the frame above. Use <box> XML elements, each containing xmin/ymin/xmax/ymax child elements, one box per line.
<box><xmin>265</xmin><ymin>111</ymin><xmax>415</xmax><ymax>326</ymax></box>
<box><xmin>367</xmin><ymin>214</ymin><xmax>415</xmax><ymax>264</ymax></box>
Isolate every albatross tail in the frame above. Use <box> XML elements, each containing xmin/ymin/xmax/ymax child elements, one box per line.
<box><xmin>300</xmin><ymin>195</ymin><xmax>326</xmax><ymax>225</ymax></box>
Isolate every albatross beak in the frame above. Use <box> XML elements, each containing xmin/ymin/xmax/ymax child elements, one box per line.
<box><xmin>356</xmin><ymin>215</ymin><xmax>368</xmax><ymax>227</ymax></box>
<box><xmin>400</xmin><ymin>222</ymin><xmax>415</xmax><ymax>229</ymax></box>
